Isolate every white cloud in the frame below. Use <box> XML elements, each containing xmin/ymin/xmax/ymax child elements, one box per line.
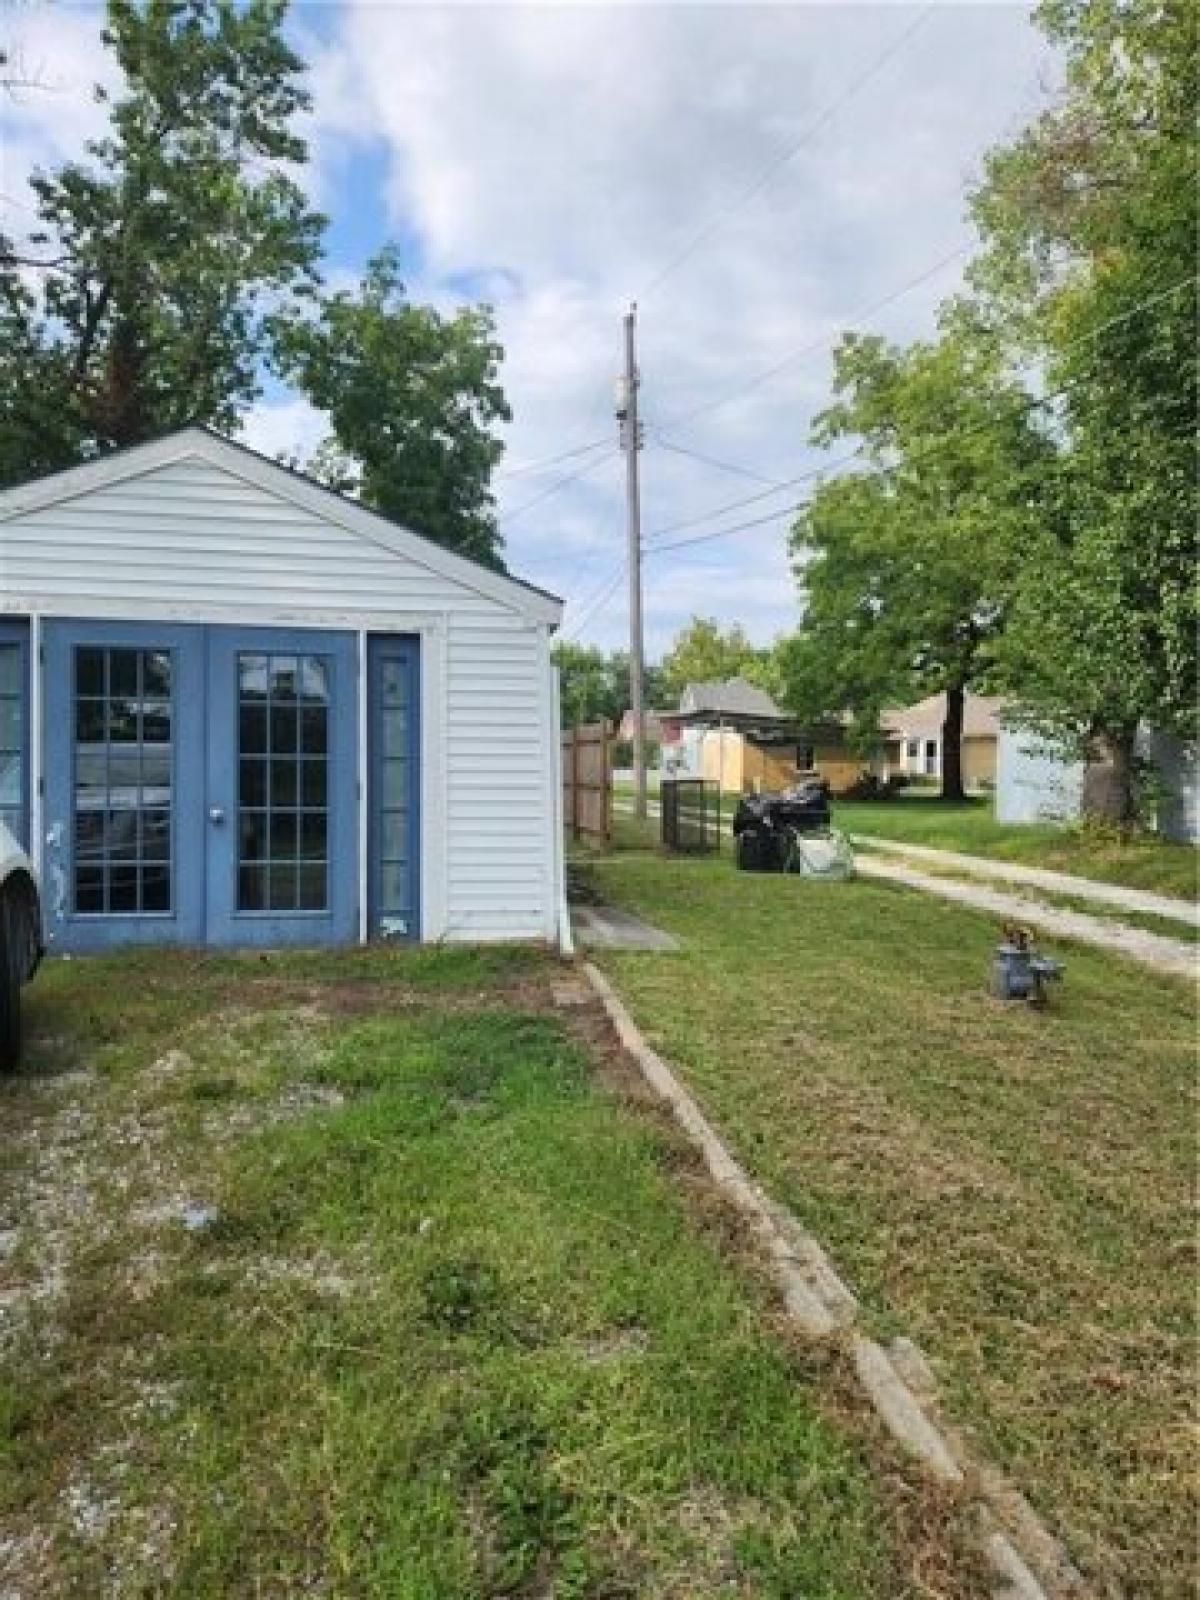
<box><xmin>0</xmin><ymin>4</ymin><xmax>116</xmax><ymax>211</ymax></box>
<box><xmin>4</xmin><ymin>1</ymin><xmax>1058</xmax><ymax>659</ymax></box>
<box><xmin>301</xmin><ymin>1</ymin><xmax>1056</xmax><ymax>652</ymax></box>
<box><xmin>240</xmin><ymin>393</ymin><xmax>328</xmax><ymax>464</ymax></box>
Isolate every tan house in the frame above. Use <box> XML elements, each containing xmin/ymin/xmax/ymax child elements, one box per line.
<box><xmin>879</xmin><ymin>693</ymin><xmax>1005</xmax><ymax>789</ymax></box>
<box><xmin>663</xmin><ymin>679</ymin><xmax>860</xmax><ymax>792</ymax></box>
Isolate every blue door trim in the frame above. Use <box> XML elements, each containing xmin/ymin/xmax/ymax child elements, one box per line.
<box><xmin>205</xmin><ymin>626</ymin><xmax>358</xmax><ymax>947</ymax></box>
<box><xmin>0</xmin><ymin>619</ymin><xmax>31</xmax><ymax>850</ymax></box>
<box><xmin>367</xmin><ymin>635</ymin><xmax>421</xmax><ymax>941</ymax></box>
<box><xmin>42</xmin><ymin>618</ymin><xmax>206</xmax><ymax>951</ymax></box>
<box><xmin>43</xmin><ymin>620</ymin><xmax>359</xmax><ymax>952</ymax></box>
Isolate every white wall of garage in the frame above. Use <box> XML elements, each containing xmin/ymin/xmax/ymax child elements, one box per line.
<box><xmin>0</xmin><ymin>429</ymin><xmax>565</xmax><ymax>945</ymax></box>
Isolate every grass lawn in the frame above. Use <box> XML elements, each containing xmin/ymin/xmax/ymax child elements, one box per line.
<box><xmin>614</xmin><ymin>780</ymin><xmax>1198</xmax><ymax>901</ymax></box>
<box><xmin>833</xmin><ymin>792</ymin><xmax>1198</xmax><ymax>901</ymax></box>
<box><xmin>584</xmin><ymin>845</ymin><xmax>1197</xmax><ymax>1598</ymax></box>
<box><xmin>0</xmin><ymin>944</ymin><xmax>984</xmax><ymax>1598</ymax></box>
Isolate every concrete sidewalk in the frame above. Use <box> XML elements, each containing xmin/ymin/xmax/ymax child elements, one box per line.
<box><xmin>852</xmin><ymin>833</ymin><xmax>1198</xmax><ymax>927</ymax></box>
<box><xmin>571</xmin><ymin>904</ymin><xmax>679</xmax><ymax>952</ymax></box>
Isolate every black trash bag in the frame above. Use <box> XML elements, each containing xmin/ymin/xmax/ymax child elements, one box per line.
<box><xmin>735</xmin><ymin>826</ymin><xmax>781</xmax><ymax>872</ymax></box>
<box><xmin>732</xmin><ymin>779</ymin><xmax>832</xmax><ymax>872</ymax></box>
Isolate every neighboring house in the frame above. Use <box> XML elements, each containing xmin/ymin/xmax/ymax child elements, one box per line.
<box><xmin>663</xmin><ymin>678</ymin><xmax>859</xmax><ymax>792</ymax></box>
<box><xmin>879</xmin><ymin>693</ymin><xmax>1005</xmax><ymax>789</ymax></box>
<box><xmin>0</xmin><ymin>427</ymin><xmax>567</xmax><ymax>953</ymax></box>
<box><xmin>615</xmin><ymin>708</ymin><xmax>684</xmax><ymax>749</ymax></box>
<box><xmin>996</xmin><ymin>726</ymin><xmax>1199</xmax><ymax>842</ymax></box>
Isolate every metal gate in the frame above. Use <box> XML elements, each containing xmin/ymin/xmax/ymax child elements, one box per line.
<box><xmin>661</xmin><ymin>779</ymin><xmax>719</xmax><ymax>854</ymax></box>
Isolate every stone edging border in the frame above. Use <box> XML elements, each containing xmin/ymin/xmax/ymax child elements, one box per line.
<box><xmin>583</xmin><ymin>960</ymin><xmax>1089</xmax><ymax>1600</ymax></box>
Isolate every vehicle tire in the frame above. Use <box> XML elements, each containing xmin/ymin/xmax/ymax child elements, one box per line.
<box><xmin>0</xmin><ymin>897</ymin><xmax>24</xmax><ymax>1072</ymax></box>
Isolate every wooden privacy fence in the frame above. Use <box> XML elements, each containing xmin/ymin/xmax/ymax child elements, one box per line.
<box><xmin>562</xmin><ymin>720</ymin><xmax>612</xmax><ymax>844</ymax></box>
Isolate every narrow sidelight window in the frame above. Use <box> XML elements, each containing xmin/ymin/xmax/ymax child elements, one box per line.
<box><xmin>0</xmin><ymin>645</ymin><xmax>24</xmax><ymax>846</ymax></box>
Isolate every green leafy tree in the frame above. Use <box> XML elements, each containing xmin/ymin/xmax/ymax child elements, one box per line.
<box><xmin>782</xmin><ymin>327</ymin><xmax>1054</xmax><ymax>800</ymax></box>
<box><xmin>553</xmin><ymin>643</ymin><xmax>623</xmax><ymax>729</ymax></box>
<box><xmin>552</xmin><ymin>642</ymin><xmax>665</xmax><ymax>730</ymax></box>
<box><xmin>969</xmin><ymin>0</ymin><xmax>1198</xmax><ymax>821</ymax></box>
<box><xmin>277</xmin><ymin>247</ymin><xmax>511</xmax><ymax>569</ymax></box>
<box><xmin>0</xmin><ymin>0</ymin><xmax>322</xmax><ymax>474</ymax></box>
<box><xmin>658</xmin><ymin>617</ymin><xmax>773</xmax><ymax>706</ymax></box>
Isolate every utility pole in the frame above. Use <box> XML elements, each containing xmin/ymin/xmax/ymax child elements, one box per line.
<box><xmin>617</xmin><ymin>302</ymin><xmax>647</xmax><ymax>820</ymax></box>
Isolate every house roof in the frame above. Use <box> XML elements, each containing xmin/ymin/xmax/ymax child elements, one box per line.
<box><xmin>0</xmin><ymin>425</ymin><xmax>563</xmax><ymax>627</ymax></box>
<box><xmin>616</xmin><ymin>709</ymin><xmax>681</xmax><ymax>741</ymax></box>
<box><xmin>677</xmin><ymin>677</ymin><xmax>784</xmax><ymax>720</ymax></box>
<box><xmin>879</xmin><ymin>692</ymin><xmax>1006</xmax><ymax>740</ymax></box>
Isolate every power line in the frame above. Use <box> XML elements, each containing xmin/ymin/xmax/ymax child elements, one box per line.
<box><xmin>562</xmin><ymin>561</ymin><xmax>628</xmax><ymax>641</ymax></box>
<box><xmin>661</xmin><ymin>239</ymin><xmax>972</xmax><ymax>430</ymax></box>
<box><xmin>636</xmin><ymin>4</ymin><xmax>937</xmax><ymax>304</ymax></box>
<box><xmin>643</xmin><ymin>274</ymin><xmax>1196</xmax><ymax>550</ymax></box>
<box><xmin>498</xmin><ymin>445</ymin><xmax>617</xmax><ymax>526</ymax></box>
<box><xmin>651</xmin><ymin>431</ymin><xmax>789</xmax><ymax>487</ymax></box>
<box><xmin>648</xmin><ymin>450</ymin><xmax>861</xmax><ymax>557</ymax></box>
<box><xmin>496</xmin><ymin>436</ymin><xmax>609</xmax><ymax>481</ymax></box>
<box><xmin>642</xmin><ymin>462</ymin><xmax>825</xmax><ymax>545</ymax></box>
<box><xmin>645</xmin><ymin>276</ymin><xmax>1196</xmax><ymax>561</ymax></box>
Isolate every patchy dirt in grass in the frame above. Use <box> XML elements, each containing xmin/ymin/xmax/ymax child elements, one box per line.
<box><xmin>0</xmin><ymin>949</ymin><xmax>997</xmax><ymax>1598</ymax></box>
<box><xmin>0</xmin><ymin>989</ymin><xmax>360</xmax><ymax>1595</ymax></box>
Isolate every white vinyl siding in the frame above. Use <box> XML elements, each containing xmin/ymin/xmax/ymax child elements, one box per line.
<box><xmin>0</xmin><ymin>457</ymin><xmax>514</xmax><ymax>619</ymax></box>
<box><xmin>0</xmin><ymin>444</ymin><xmax>561</xmax><ymax>944</ymax></box>
<box><xmin>444</xmin><ymin>616</ymin><xmax>551</xmax><ymax>940</ymax></box>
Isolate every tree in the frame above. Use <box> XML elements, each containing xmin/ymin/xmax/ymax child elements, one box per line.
<box><xmin>782</xmin><ymin>326</ymin><xmax>1054</xmax><ymax>800</ymax></box>
<box><xmin>658</xmin><ymin>617</ymin><xmax>773</xmax><ymax>706</ymax></box>
<box><xmin>968</xmin><ymin>0</ymin><xmax>1198</xmax><ymax>821</ymax></box>
<box><xmin>551</xmin><ymin>642</ymin><xmax>666</xmax><ymax>730</ymax></box>
<box><xmin>0</xmin><ymin>0</ymin><xmax>323</xmax><ymax>475</ymax></box>
<box><xmin>277</xmin><ymin>247</ymin><xmax>511</xmax><ymax>569</ymax></box>
<box><xmin>553</xmin><ymin>643</ymin><xmax>625</xmax><ymax>729</ymax></box>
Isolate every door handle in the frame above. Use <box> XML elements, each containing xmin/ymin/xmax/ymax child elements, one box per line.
<box><xmin>208</xmin><ymin>807</ymin><xmax>226</xmax><ymax>825</ymax></box>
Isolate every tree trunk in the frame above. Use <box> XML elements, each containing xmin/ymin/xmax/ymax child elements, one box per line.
<box><xmin>1080</xmin><ymin>726</ymin><xmax>1138</xmax><ymax>827</ymax></box>
<box><xmin>940</xmin><ymin>684</ymin><xmax>966</xmax><ymax>802</ymax></box>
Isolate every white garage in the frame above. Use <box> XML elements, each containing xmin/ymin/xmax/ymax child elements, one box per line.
<box><xmin>0</xmin><ymin>427</ymin><xmax>568</xmax><ymax>953</ymax></box>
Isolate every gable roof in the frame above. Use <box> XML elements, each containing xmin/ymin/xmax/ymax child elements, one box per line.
<box><xmin>879</xmin><ymin>692</ymin><xmax>1006</xmax><ymax>740</ymax></box>
<box><xmin>0</xmin><ymin>426</ymin><xmax>563</xmax><ymax>627</ymax></box>
<box><xmin>678</xmin><ymin>677</ymin><xmax>784</xmax><ymax>720</ymax></box>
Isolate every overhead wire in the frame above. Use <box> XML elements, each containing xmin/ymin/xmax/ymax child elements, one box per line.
<box><xmin>641</xmin><ymin>274</ymin><xmax>1196</xmax><ymax>553</ymax></box>
<box><xmin>562</xmin><ymin>562</ymin><xmax>628</xmax><ymax>641</ymax></box>
<box><xmin>498</xmin><ymin>444</ymin><xmax>618</xmax><ymax>526</ymax></box>
<box><xmin>651</xmin><ymin>431</ymin><xmax>790</xmax><ymax>487</ymax></box>
<box><xmin>496</xmin><ymin>436</ymin><xmax>610</xmax><ymax>480</ymax></box>
<box><xmin>635</xmin><ymin>4</ymin><xmax>937</xmax><ymax>304</ymax></box>
<box><xmin>660</xmin><ymin>239</ymin><xmax>973</xmax><ymax>429</ymax></box>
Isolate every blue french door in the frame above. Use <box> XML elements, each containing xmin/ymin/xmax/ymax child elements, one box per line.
<box><xmin>367</xmin><ymin>636</ymin><xmax>420</xmax><ymax>940</ymax></box>
<box><xmin>43</xmin><ymin>620</ymin><xmax>207</xmax><ymax>950</ymax></box>
<box><xmin>205</xmin><ymin>627</ymin><xmax>358</xmax><ymax>947</ymax></box>
<box><xmin>43</xmin><ymin>620</ymin><xmax>358</xmax><ymax>951</ymax></box>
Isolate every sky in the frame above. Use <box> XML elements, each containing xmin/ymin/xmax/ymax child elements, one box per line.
<box><xmin>0</xmin><ymin>1</ymin><xmax>1058</xmax><ymax>659</ymax></box>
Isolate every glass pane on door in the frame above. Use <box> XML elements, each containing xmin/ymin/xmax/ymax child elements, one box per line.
<box><xmin>371</xmin><ymin>640</ymin><xmax>418</xmax><ymax>938</ymax></box>
<box><xmin>236</xmin><ymin>651</ymin><xmax>329</xmax><ymax>912</ymax></box>
<box><xmin>73</xmin><ymin>646</ymin><xmax>173</xmax><ymax>914</ymax></box>
<box><xmin>0</xmin><ymin>644</ymin><xmax>24</xmax><ymax>845</ymax></box>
